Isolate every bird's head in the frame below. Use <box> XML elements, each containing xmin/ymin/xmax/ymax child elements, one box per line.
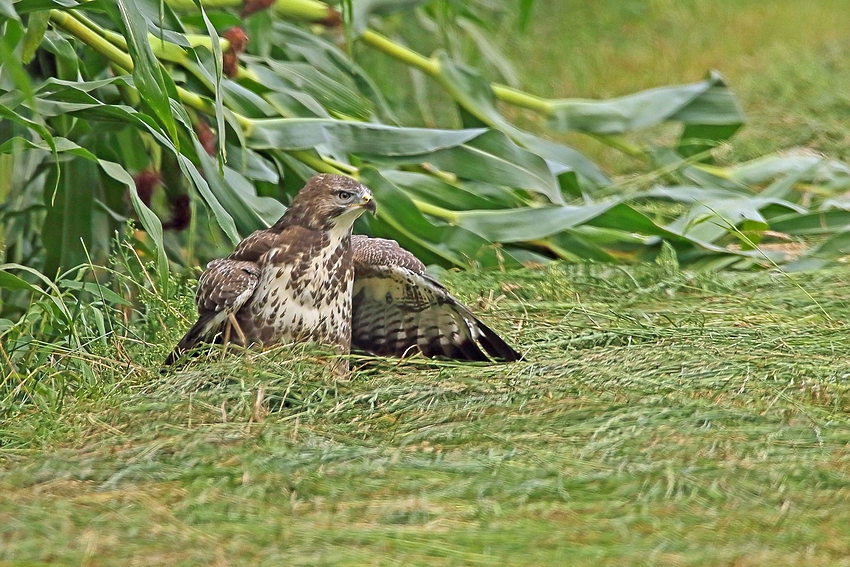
<box><xmin>281</xmin><ymin>174</ymin><xmax>376</xmax><ymax>231</ymax></box>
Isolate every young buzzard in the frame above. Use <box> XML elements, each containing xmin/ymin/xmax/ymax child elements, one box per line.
<box><xmin>164</xmin><ymin>174</ymin><xmax>520</xmax><ymax>365</ymax></box>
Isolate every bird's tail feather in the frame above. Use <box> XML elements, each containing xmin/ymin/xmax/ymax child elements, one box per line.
<box><xmin>163</xmin><ymin>311</ymin><xmax>222</xmax><ymax>366</ymax></box>
<box><xmin>472</xmin><ymin>319</ymin><xmax>522</xmax><ymax>362</ymax></box>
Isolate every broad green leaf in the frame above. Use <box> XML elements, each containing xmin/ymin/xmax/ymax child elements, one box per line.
<box><xmin>452</xmin><ymin>201</ymin><xmax>685</xmax><ymax>245</ymax></box>
<box><xmin>454</xmin><ymin>202</ymin><xmax>623</xmax><ymax>243</ymax></box>
<box><xmin>770</xmin><ymin>210</ymin><xmax>850</xmax><ymax>236</ymax></box>
<box><xmin>517</xmin><ymin>133</ymin><xmax>610</xmax><ymax>192</ymax></box>
<box><xmin>223</xmin><ymin>167</ymin><xmax>286</xmax><ymax>225</ymax></box>
<box><xmin>787</xmin><ymin>230</ymin><xmax>850</xmax><ymax>271</ymax></box>
<box><xmin>14</xmin><ymin>0</ymin><xmax>86</xmax><ymax>14</ymax></box>
<box><xmin>667</xmin><ymin>199</ymin><xmax>767</xmax><ymax>244</ymax></box>
<box><xmin>108</xmin><ymin>0</ymin><xmax>180</xmax><ymax>144</ymax></box>
<box><xmin>382</xmin><ymin>170</ymin><xmax>519</xmax><ymax>210</ymax></box>
<box><xmin>760</xmin><ymin>164</ymin><xmax>823</xmax><ymax>200</ymax></box>
<box><xmin>174</xmin><ymin>142</ymin><xmax>240</xmax><ymax>244</ymax></box>
<box><xmin>0</xmin><ymin>0</ymin><xmax>18</xmax><ymax>19</ymax></box>
<box><xmin>361</xmin><ymin>130</ymin><xmax>564</xmax><ymax>203</ymax></box>
<box><xmin>0</xmin><ymin>20</ymin><xmax>34</xmax><ymax>103</ymax></box>
<box><xmin>247</xmin><ymin>118</ymin><xmax>484</xmax><ymax>154</ymax></box>
<box><xmin>0</xmin><ymin>270</ymin><xmax>40</xmax><ymax>292</ymax></box>
<box><xmin>650</xmin><ymin>148</ymin><xmax>745</xmax><ymax>192</ymax></box>
<box><xmin>0</xmin><ymin>263</ymin><xmax>73</xmax><ymax>321</ymax></box>
<box><xmin>224</xmin><ymin>142</ymin><xmax>279</xmax><ymax>184</ymax></box>
<box><xmin>21</xmin><ymin>10</ymin><xmax>50</xmax><ymax>64</ymax></box>
<box><xmin>25</xmin><ymin>76</ymin><xmax>243</xmax><ymax>244</ymax></box>
<box><xmin>635</xmin><ymin>185</ymin><xmax>754</xmax><ymax>203</ymax></box>
<box><xmin>360</xmin><ymin>167</ymin><xmax>521</xmax><ymax>269</ymax></box>
<box><xmin>458</xmin><ymin>18</ymin><xmax>520</xmax><ymax>88</ymax></box>
<box><xmin>457</xmin><ymin>130</ymin><xmax>561</xmax><ymax>204</ymax></box>
<box><xmin>246</xmin><ymin>63</ymin><xmax>332</xmax><ymax>118</ymax></box>
<box><xmin>131</xmin><ymin>0</ymin><xmax>188</xmax><ymax>39</ymax></box>
<box><xmin>99</xmin><ymin>159</ymin><xmax>170</xmax><ymax>295</ymax></box>
<box><xmin>729</xmin><ymin>154</ymin><xmax>850</xmax><ymax>191</ymax></box>
<box><xmin>58</xmin><ymin>279</ymin><xmax>133</xmax><ymax>306</ymax></box>
<box><xmin>0</xmin><ymin>105</ymin><xmax>59</xmax><ymax>204</ymax></box>
<box><xmin>41</xmin><ymin>158</ymin><xmax>96</xmax><ymax>278</ymax></box>
<box><xmin>272</xmin><ymin>21</ymin><xmax>396</xmax><ymax>123</ymax></box>
<box><xmin>545</xmin><ymin>71</ymin><xmax>745</xmax><ymax>135</ymax></box>
<box><xmin>195</xmin><ymin>143</ymin><xmax>276</xmax><ymax>232</ymax></box>
<box><xmin>220</xmin><ymin>75</ymin><xmax>279</xmax><ymax>116</ymax></box>
<box><xmin>551</xmin><ymin>225</ymin><xmax>664</xmax><ymax>263</ymax></box>
<box><xmin>433</xmin><ymin>52</ymin><xmax>605</xmax><ymax>197</ymax></box>
<box><xmin>0</xmin><ymin>135</ymin><xmax>96</xmax><ymax>159</ymax></box>
<box><xmin>40</xmin><ymin>30</ymin><xmax>80</xmax><ymax>78</ymax></box>
<box><xmin>263</xmin><ymin>59</ymin><xmax>373</xmax><ymax>121</ymax></box>
<box><xmin>435</xmin><ymin>51</ymin><xmax>513</xmax><ymax>132</ymax></box>
<box><xmin>193</xmin><ymin>0</ymin><xmax>226</xmax><ymax>165</ymax></box>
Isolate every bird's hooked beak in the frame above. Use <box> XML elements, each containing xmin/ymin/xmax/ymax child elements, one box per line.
<box><xmin>360</xmin><ymin>191</ymin><xmax>377</xmax><ymax>214</ymax></box>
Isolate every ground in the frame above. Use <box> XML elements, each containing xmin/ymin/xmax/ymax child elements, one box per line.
<box><xmin>3</xmin><ymin>262</ymin><xmax>850</xmax><ymax>566</ymax></box>
<box><xmin>6</xmin><ymin>1</ymin><xmax>850</xmax><ymax>565</ymax></box>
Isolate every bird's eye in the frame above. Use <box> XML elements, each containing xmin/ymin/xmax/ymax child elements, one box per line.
<box><xmin>337</xmin><ymin>191</ymin><xmax>353</xmax><ymax>201</ymax></box>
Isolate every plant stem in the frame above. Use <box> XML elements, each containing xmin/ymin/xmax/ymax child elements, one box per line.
<box><xmin>164</xmin><ymin>0</ymin><xmax>338</xmax><ymax>24</ymax></box>
<box><xmin>322</xmin><ymin>156</ymin><xmax>358</xmax><ymax>174</ymax></box>
<box><xmin>589</xmin><ymin>134</ymin><xmax>648</xmax><ymax>160</ymax></box>
<box><xmin>51</xmin><ymin>7</ymin><xmax>365</xmax><ymax>180</ymax></box>
<box><xmin>359</xmin><ymin>30</ymin><xmax>440</xmax><ymax>76</ymax></box>
<box><xmin>287</xmin><ymin>151</ymin><xmax>343</xmax><ymax>174</ymax></box>
<box><xmin>49</xmin><ymin>10</ymin><xmax>134</xmax><ymax>72</ymax></box>
<box><xmin>489</xmin><ymin>84</ymin><xmax>550</xmax><ymax>114</ymax></box>
<box><xmin>71</xmin><ymin>11</ymin><xmax>213</xmax><ymax>64</ymax></box>
<box><xmin>358</xmin><ymin>29</ymin><xmax>654</xmax><ymax>160</ymax></box>
<box><xmin>49</xmin><ymin>10</ymin><xmax>253</xmax><ymax>132</ymax></box>
<box><xmin>411</xmin><ymin>199</ymin><xmax>459</xmax><ymax>223</ymax></box>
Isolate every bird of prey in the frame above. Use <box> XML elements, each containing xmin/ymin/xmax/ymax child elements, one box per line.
<box><xmin>164</xmin><ymin>174</ymin><xmax>520</xmax><ymax>365</ymax></box>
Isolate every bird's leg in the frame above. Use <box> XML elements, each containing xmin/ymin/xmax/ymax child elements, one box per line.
<box><xmin>228</xmin><ymin>313</ymin><xmax>248</xmax><ymax>346</ymax></box>
<box><xmin>221</xmin><ymin>319</ymin><xmax>232</xmax><ymax>361</ymax></box>
<box><xmin>220</xmin><ymin>313</ymin><xmax>248</xmax><ymax>361</ymax></box>
<box><xmin>329</xmin><ymin>345</ymin><xmax>351</xmax><ymax>380</ymax></box>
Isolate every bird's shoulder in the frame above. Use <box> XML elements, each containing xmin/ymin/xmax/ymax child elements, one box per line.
<box><xmin>230</xmin><ymin>225</ymin><xmax>325</xmax><ymax>265</ymax></box>
<box><xmin>351</xmin><ymin>234</ymin><xmax>426</xmax><ymax>276</ymax></box>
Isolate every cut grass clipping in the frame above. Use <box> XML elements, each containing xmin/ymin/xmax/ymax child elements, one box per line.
<box><xmin>3</xmin><ymin>261</ymin><xmax>850</xmax><ymax>565</ymax></box>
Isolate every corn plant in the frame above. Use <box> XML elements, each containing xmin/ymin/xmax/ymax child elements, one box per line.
<box><xmin>2</xmin><ymin>0</ymin><xmax>850</xmax><ymax>315</ymax></box>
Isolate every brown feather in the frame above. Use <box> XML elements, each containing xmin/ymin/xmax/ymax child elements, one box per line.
<box><xmin>164</xmin><ymin>176</ymin><xmax>519</xmax><ymax>366</ymax></box>
<box><xmin>350</xmin><ymin>236</ymin><xmax>521</xmax><ymax>362</ymax></box>
<box><xmin>164</xmin><ymin>174</ymin><xmax>372</xmax><ymax>366</ymax></box>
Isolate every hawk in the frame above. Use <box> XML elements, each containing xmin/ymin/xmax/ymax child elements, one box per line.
<box><xmin>164</xmin><ymin>174</ymin><xmax>520</xmax><ymax>365</ymax></box>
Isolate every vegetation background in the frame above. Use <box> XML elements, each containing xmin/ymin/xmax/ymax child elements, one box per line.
<box><xmin>3</xmin><ymin>0</ymin><xmax>850</xmax><ymax>564</ymax></box>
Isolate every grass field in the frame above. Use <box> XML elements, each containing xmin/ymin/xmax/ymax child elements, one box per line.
<box><xmin>5</xmin><ymin>1</ymin><xmax>850</xmax><ymax>565</ymax></box>
<box><xmin>4</xmin><ymin>262</ymin><xmax>850</xmax><ymax>565</ymax></box>
<box><xmin>508</xmin><ymin>0</ymin><xmax>850</xmax><ymax>171</ymax></box>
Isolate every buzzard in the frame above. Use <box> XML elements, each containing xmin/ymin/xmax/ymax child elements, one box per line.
<box><xmin>164</xmin><ymin>174</ymin><xmax>520</xmax><ymax>365</ymax></box>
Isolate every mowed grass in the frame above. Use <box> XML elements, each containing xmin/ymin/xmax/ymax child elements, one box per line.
<box><xmin>6</xmin><ymin>3</ymin><xmax>850</xmax><ymax>565</ymax></box>
<box><xmin>4</xmin><ymin>262</ymin><xmax>850</xmax><ymax>565</ymax></box>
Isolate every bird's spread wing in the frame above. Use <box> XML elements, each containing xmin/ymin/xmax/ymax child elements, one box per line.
<box><xmin>164</xmin><ymin>258</ymin><xmax>260</xmax><ymax>365</ymax></box>
<box><xmin>350</xmin><ymin>236</ymin><xmax>520</xmax><ymax>361</ymax></box>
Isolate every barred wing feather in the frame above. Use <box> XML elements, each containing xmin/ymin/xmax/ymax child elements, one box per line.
<box><xmin>350</xmin><ymin>236</ymin><xmax>520</xmax><ymax>361</ymax></box>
